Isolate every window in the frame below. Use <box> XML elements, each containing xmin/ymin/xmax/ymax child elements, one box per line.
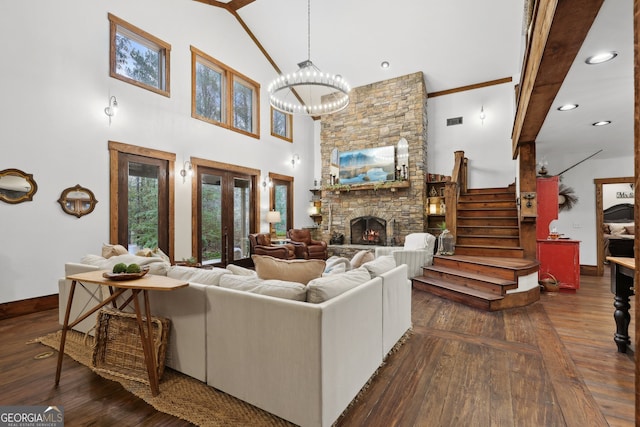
<box><xmin>191</xmin><ymin>46</ymin><xmax>260</xmax><ymax>138</ymax></box>
<box><xmin>271</xmin><ymin>107</ymin><xmax>293</xmax><ymax>142</ymax></box>
<box><xmin>108</xmin><ymin>13</ymin><xmax>171</xmax><ymax>97</ymax></box>
<box><xmin>270</xmin><ymin>173</ymin><xmax>294</xmax><ymax>236</ymax></box>
<box><xmin>108</xmin><ymin>141</ymin><xmax>175</xmax><ymax>261</ymax></box>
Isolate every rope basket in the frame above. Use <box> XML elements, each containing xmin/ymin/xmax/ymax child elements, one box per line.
<box><xmin>92</xmin><ymin>307</ymin><xmax>170</xmax><ymax>384</ymax></box>
<box><xmin>538</xmin><ymin>272</ymin><xmax>559</xmax><ymax>292</ymax></box>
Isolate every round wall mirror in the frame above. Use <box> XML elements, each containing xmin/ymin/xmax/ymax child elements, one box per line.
<box><xmin>0</xmin><ymin>168</ymin><xmax>38</xmax><ymax>204</ymax></box>
<box><xmin>57</xmin><ymin>184</ymin><xmax>98</xmax><ymax>218</ymax></box>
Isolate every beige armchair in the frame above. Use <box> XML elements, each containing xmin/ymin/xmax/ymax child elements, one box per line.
<box><xmin>375</xmin><ymin>232</ymin><xmax>436</xmax><ymax>279</ymax></box>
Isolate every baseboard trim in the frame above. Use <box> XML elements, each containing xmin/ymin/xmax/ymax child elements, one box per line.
<box><xmin>0</xmin><ymin>294</ymin><xmax>58</xmax><ymax>321</ymax></box>
<box><xmin>580</xmin><ymin>265</ymin><xmax>598</xmax><ymax>276</ymax></box>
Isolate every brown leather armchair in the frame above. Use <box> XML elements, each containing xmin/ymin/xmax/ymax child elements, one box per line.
<box><xmin>286</xmin><ymin>229</ymin><xmax>328</xmax><ymax>260</ymax></box>
<box><xmin>249</xmin><ymin>233</ymin><xmax>296</xmax><ymax>259</ymax></box>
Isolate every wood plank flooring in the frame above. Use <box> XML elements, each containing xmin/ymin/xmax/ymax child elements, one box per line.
<box><xmin>0</xmin><ymin>268</ymin><xmax>634</xmax><ymax>426</ymax></box>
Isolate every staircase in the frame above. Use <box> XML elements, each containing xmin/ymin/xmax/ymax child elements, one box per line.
<box><xmin>413</xmin><ymin>184</ymin><xmax>540</xmax><ymax>311</ymax></box>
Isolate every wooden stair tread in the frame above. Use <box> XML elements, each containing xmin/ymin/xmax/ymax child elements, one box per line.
<box><xmin>456</xmin><ymin>244</ymin><xmax>523</xmax><ymax>250</ymax></box>
<box><xmin>457</xmin><ymin>234</ymin><xmax>519</xmax><ymax>239</ymax></box>
<box><xmin>424</xmin><ymin>265</ymin><xmax>515</xmax><ymax>287</ymax></box>
<box><xmin>413</xmin><ymin>277</ymin><xmax>504</xmax><ymax>301</ymax></box>
<box><xmin>434</xmin><ymin>255</ymin><xmax>539</xmax><ymax>271</ymax></box>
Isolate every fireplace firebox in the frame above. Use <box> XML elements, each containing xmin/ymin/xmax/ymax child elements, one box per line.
<box><xmin>350</xmin><ymin>216</ymin><xmax>387</xmax><ymax>245</ymax></box>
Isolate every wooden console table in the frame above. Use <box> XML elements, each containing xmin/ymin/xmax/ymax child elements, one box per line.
<box><xmin>607</xmin><ymin>257</ymin><xmax>635</xmax><ymax>353</ymax></box>
<box><xmin>55</xmin><ymin>270</ymin><xmax>188</xmax><ymax>396</ymax></box>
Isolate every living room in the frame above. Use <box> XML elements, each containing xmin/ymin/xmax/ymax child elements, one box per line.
<box><xmin>0</xmin><ymin>0</ymin><xmax>637</xmax><ymax>425</ymax></box>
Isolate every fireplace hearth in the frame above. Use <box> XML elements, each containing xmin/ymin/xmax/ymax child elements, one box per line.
<box><xmin>351</xmin><ymin>216</ymin><xmax>387</xmax><ymax>245</ymax></box>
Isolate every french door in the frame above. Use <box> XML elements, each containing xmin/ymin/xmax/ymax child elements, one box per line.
<box><xmin>270</xmin><ymin>173</ymin><xmax>293</xmax><ymax>237</ymax></box>
<box><xmin>197</xmin><ymin>166</ymin><xmax>255</xmax><ymax>267</ymax></box>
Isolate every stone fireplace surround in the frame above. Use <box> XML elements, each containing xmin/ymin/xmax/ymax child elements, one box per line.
<box><xmin>319</xmin><ymin>72</ymin><xmax>429</xmax><ymax>254</ymax></box>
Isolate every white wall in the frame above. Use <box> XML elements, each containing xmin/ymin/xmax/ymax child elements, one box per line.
<box><xmin>603</xmin><ymin>183</ymin><xmax>634</xmax><ymax>209</ymax></box>
<box><xmin>547</xmin><ymin>155</ymin><xmax>633</xmax><ymax>266</ymax></box>
<box><xmin>0</xmin><ymin>0</ymin><xmax>316</xmax><ymax>304</ymax></box>
<box><xmin>426</xmin><ymin>81</ymin><xmax>517</xmax><ymax>188</ymax></box>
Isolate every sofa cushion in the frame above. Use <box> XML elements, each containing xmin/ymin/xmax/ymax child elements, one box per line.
<box><xmin>351</xmin><ymin>250</ymin><xmax>374</xmax><ymax>268</ymax></box>
<box><xmin>306</xmin><ymin>267</ymin><xmax>371</xmax><ymax>303</ymax></box>
<box><xmin>362</xmin><ymin>255</ymin><xmax>396</xmax><ymax>278</ymax></box>
<box><xmin>219</xmin><ymin>274</ymin><xmax>307</xmax><ymax>301</ymax></box>
<box><xmin>81</xmin><ymin>254</ymin><xmax>171</xmax><ymax>276</ymax></box>
<box><xmin>252</xmin><ymin>255</ymin><xmax>325</xmax><ymax>284</ymax></box>
<box><xmin>167</xmin><ymin>266</ymin><xmax>231</xmax><ymax>286</ymax></box>
<box><xmin>226</xmin><ymin>264</ymin><xmax>257</xmax><ymax>276</ymax></box>
<box><xmin>101</xmin><ymin>243</ymin><xmax>128</xmax><ymax>259</ymax></box>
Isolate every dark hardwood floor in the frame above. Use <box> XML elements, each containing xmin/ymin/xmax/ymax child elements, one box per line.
<box><xmin>1</xmin><ymin>268</ymin><xmax>634</xmax><ymax>426</ymax></box>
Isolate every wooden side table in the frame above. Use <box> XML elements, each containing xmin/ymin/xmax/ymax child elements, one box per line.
<box><xmin>55</xmin><ymin>270</ymin><xmax>188</xmax><ymax>396</ymax></box>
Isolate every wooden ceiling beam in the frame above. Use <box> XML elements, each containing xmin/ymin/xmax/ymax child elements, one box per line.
<box><xmin>512</xmin><ymin>0</ymin><xmax>604</xmax><ymax>158</ymax></box>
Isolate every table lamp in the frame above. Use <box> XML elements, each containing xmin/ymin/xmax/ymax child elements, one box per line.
<box><xmin>266</xmin><ymin>210</ymin><xmax>281</xmax><ymax>239</ymax></box>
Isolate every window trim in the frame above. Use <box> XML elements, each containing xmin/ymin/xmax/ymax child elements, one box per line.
<box><xmin>108</xmin><ymin>13</ymin><xmax>171</xmax><ymax>97</ymax></box>
<box><xmin>270</xmin><ymin>107</ymin><xmax>293</xmax><ymax>142</ymax></box>
<box><xmin>108</xmin><ymin>140</ymin><xmax>175</xmax><ymax>262</ymax></box>
<box><xmin>191</xmin><ymin>46</ymin><xmax>260</xmax><ymax>139</ymax></box>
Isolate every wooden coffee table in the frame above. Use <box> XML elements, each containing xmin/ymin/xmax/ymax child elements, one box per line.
<box><xmin>55</xmin><ymin>270</ymin><xmax>188</xmax><ymax>396</ymax></box>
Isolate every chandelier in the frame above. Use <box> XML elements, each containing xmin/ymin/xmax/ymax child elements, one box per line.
<box><xmin>268</xmin><ymin>0</ymin><xmax>350</xmax><ymax>116</ymax></box>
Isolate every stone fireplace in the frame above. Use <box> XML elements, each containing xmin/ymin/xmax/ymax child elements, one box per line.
<box><xmin>351</xmin><ymin>216</ymin><xmax>386</xmax><ymax>245</ymax></box>
<box><xmin>319</xmin><ymin>72</ymin><xmax>428</xmax><ymax>250</ymax></box>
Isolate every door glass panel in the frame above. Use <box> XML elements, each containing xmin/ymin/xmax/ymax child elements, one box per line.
<box><xmin>127</xmin><ymin>162</ymin><xmax>159</xmax><ymax>253</ymax></box>
<box><xmin>201</xmin><ymin>173</ymin><xmax>222</xmax><ymax>264</ymax></box>
<box><xmin>274</xmin><ymin>183</ymin><xmax>288</xmax><ymax>237</ymax></box>
<box><xmin>233</xmin><ymin>178</ymin><xmax>251</xmax><ymax>260</ymax></box>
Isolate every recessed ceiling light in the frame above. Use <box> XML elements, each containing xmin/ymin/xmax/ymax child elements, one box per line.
<box><xmin>380</xmin><ymin>61</ymin><xmax>390</xmax><ymax>69</ymax></box>
<box><xmin>585</xmin><ymin>51</ymin><xmax>617</xmax><ymax>65</ymax></box>
<box><xmin>557</xmin><ymin>104</ymin><xmax>578</xmax><ymax>111</ymax></box>
<box><xmin>592</xmin><ymin>121</ymin><xmax>611</xmax><ymax>126</ymax></box>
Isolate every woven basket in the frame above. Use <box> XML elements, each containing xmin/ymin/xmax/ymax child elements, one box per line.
<box><xmin>92</xmin><ymin>307</ymin><xmax>170</xmax><ymax>384</ymax></box>
<box><xmin>538</xmin><ymin>272</ymin><xmax>559</xmax><ymax>292</ymax></box>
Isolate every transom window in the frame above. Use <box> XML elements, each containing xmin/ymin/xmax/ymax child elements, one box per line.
<box><xmin>108</xmin><ymin>13</ymin><xmax>171</xmax><ymax>97</ymax></box>
<box><xmin>271</xmin><ymin>107</ymin><xmax>293</xmax><ymax>142</ymax></box>
<box><xmin>191</xmin><ymin>46</ymin><xmax>260</xmax><ymax>138</ymax></box>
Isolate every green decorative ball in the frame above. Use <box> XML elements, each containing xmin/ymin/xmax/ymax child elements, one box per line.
<box><xmin>126</xmin><ymin>263</ymin><xmax>141</xmax><ymax>273</ymax></box>
<box><xmin>112</xmin><ymin>263</ymin><xmax>128</xmax><ymax>274</ymax></box>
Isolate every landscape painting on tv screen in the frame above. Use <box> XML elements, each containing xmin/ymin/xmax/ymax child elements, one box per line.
<box><xmin>338</xmin><ymin>146</ymin><xmax>395</xmax><ymax>184</ymax></box>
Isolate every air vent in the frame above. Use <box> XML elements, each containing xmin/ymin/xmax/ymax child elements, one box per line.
<box><xmin>447</xmin><ymin>117</ymin><xmax>463</xmax><ymax>126</ymax></box>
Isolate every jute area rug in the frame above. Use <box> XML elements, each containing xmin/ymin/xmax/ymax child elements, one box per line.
<box><xmin>35</xmin><ymin>330</ymin><xmax>294</xmax><ymax>426</ymax></box>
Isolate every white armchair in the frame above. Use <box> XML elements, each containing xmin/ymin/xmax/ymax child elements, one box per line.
<box><xmin>375</xmin><ymin>233</ymin><xmax>436</xmax><ymax>279</ymax></box>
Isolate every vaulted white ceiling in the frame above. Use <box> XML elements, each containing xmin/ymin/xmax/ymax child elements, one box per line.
<box><xmin>207</xmin><ymin>0</ymin><xmax>632</xmax><ymax>166</ymax></box>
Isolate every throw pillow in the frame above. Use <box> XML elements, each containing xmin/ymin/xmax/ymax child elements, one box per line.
<box><xmin>351</xmin><ymin>250</ymin><xmax>374</xmax><ymax>268</ymax></box>
<box><xmin>220</xmin><ymin>275</ymin><xmax>307</xmax><ymax>301</ymax></box>
<box><xmin>102</xmin><ymin>243</ymin><xmax>128</xmax><ymax>259</ymax></box>
<box><xmin>362</xmin><ymin>255</ymin><xmax>396</xmax><ymax>278</ymax></box>
<box><xmin>167</xmin><ymin>266</ymin><xmax>231</xmax><ymax>286</ymax></box>
<box><xmin>609</xmin><ymin>223</ymin><xmax>633</xmax><ymax>235</ymax></box>
<box><xmin>625</xmin><ymin>225</ymin><xmax>635</xmax><ymax>235</ymax></box>
<box><xmin>152</xmin><ymin>247</ymin><xmax>171</xmax><ymax>263</ymax></box>
<box><xmin>252</xmin><ymin>255</ymin><xmax>325</xmax><ymax>284</ymax></box>
<box><xmin>324</xmin><ymin>256</ymin><xmax>352</xmax><ymax>273</ymax></box>
<box><xmin>136</xmin><ymin>248</ymin><xmax>153</xmax><ymax>257</ymax></box>
<box><xmin>226</xmin><ymin>264</ymin><xmax>258</xmax><ymax>276</ymax></box>
<box><xmin>307</xmin><ymin>267</ymin><xmax>371</xmax><ymax>303</ymax></box>
<box><xmin>602</xmin><ymin>223</ymin><xmax>611</xmax><ymax>234</ymax></box>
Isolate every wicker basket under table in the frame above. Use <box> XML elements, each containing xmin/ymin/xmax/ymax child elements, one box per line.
<box><xmin>92</xmin><ymin>307</ymin><xmax>170</xmax><ymax>384</ymax></box>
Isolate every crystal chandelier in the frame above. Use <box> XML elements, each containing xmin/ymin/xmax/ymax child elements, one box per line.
<box><xmin>268</xmin><ymin>0</ymin><xmax>350</xmax><ymax>116</ymax></box>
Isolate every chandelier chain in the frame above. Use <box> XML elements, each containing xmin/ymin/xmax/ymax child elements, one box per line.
<box><xmin>307</xmin><ymin>0</ymin><xmax>311</xmax><ymax>61</ymax></box>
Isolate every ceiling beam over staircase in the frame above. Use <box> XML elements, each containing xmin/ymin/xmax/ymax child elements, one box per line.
<box><xmin>511</xmin><ymin>0</ymin><xmax>604</xmax><ymax>158</ymax></box>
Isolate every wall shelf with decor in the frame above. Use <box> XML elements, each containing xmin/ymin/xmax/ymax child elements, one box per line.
<box><xmin>426</xmin><ymin>177</ymin><xmax>449</xmax><ymax>235</ymax></box>
<box><xmin>309</xmin><ymin>189</ymin><xmax>322</xmax><ymax>224</ymax></box>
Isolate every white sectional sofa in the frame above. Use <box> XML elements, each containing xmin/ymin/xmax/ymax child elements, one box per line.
<box><xmin>57</xmin><ymin>253</ymin><xmax>411</xmax><ymax>427</ymax></box>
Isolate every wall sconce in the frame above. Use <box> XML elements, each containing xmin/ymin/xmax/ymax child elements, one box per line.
<box><xmin>265</xmin><ymin>210</ymin><xmax>281</xmax><ymax>239</ymax></box>
<box><xmin>104</xmin><ymin>95</ymin><xmax>118</xmax><ymax>125</ymax></box>
<box><xmin>261</xmin><ymin>177</ymin><xmax>273</xmax><ymax>190</ymax></box>
<box><xmin>291</xmin><ymin>154</ymin><xmax>300</xmax><ymax>168</ymax></box>
<box><xmin>479</xmin><ymin>105</ymin><xmax>486</xmax><ymax>125</ymax></box>
<box><xmin>180</xmin><ymin>160</ymin><xmax>193</xmax><ymax>183</ymax></box>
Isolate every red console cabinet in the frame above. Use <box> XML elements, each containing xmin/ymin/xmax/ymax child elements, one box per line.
<box><xmin>536</xmin><ymin>239</ymin><xmax>580</xmax><ymax>291</ymax></box>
